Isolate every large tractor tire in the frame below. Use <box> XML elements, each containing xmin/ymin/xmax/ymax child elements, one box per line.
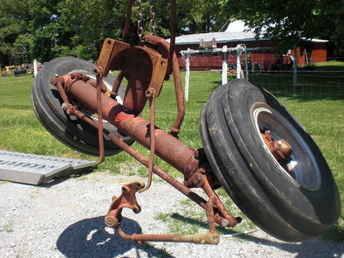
<box><xmin>32</xmin><ymin>57</ymin><xmax>133</xmax><ymax>156</ymax></box>
<box><xmin>200</xmin><ymin>79</ymin><xmax>340</xmax><ymax>241</ymax></box>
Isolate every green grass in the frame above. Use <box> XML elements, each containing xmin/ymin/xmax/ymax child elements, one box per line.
<box><xmin>1</xmin><ymin>70</ymin><xmax>344</xmax><ymax>240</ymax></box>
<box><xmin>313</xmin><ymin>61</ymin><xmax>344</xmax><ymax>67</ymax></box>
<box><xmin>302</xmin><ymin>61</ymin><xmax>344</xmax><ymax>72</ymax></box>
<box><xmin>0</xmin><ymin>76</ymin><xmax>88</xmax><ymax>158</ymax></box>
<box><xmin>0</xmin><ymin>222</ymin><xmax>14</xmax><ymax>233</ymax></box>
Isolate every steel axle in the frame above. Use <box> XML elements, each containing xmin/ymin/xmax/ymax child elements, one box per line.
<box><xmin>51</xmin><ymin>70</ymin><xmax>241</xmax><ymax>244</ymax></box>
<box><xmin>49</xmin><ymin>31</ymin><xmax>294</xmax><ymax>245</ymax></box>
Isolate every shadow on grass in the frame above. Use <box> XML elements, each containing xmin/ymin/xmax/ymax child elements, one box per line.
<box><xmin>170</xmin><ymin>213</ymin><xmax>344</xmax><ymax>258</ymax></box>
<box><xmin>211</xmin><ymin>80</ymin><xmax>222</xmax><ymax>85</ymax></box>
<box><xmin>57</xmin><ymin>216</ymin><xmax>174</xmax><ymax>258</ymax></box>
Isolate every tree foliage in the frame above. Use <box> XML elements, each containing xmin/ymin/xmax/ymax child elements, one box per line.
<box><xmin>227</xmin><ymin>0</ymin><xmax>344</xmax><ymax>51</ymax></box>
<box><xmin>0</xmin><ymin>0</ymin><xmax>343</xmax><ymax>66</ymax></box>
<box><xmin>0</xmin><ymin>0</ymin><xmax>127</xmax><ymax>66</ymax></box>
<box><xmin>0</xmin><ymin>0</ymin><xmax>233</xmax><ymax>66</ymax></box>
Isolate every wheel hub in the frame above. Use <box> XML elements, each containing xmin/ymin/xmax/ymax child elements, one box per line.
<box><xmin>260</xmin><ymin>130</ymin><xmax>292</xmax><ymax>162</ymax></box>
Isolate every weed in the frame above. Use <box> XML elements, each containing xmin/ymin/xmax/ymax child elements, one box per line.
<box><xmin>1</xmin><ymin>222</ymin><xmax>14</xmax><ymax>233</ymax></box>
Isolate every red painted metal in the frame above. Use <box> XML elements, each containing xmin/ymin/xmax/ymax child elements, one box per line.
<box><xmin>144</xmin><ymin>34</ymin><xmax>185</xmax><ymax>135</ymax></box>
<box><xmin>51</xmin><ymin>70</ymin><xmax>240</xmax><ymax>244</ymax></box>
<box><xmin>105</xmin><ymin>181</ymin><xmax>219</xmax><ymax>244</ymax></box>
<box><xmin>261</xmin><ymin>130</ymin><xmax>292</xmax><ymax>162</ymax></box>
<box><xmin>49</xmin><ymin>2</ymin><xmax>242</xmax><ymax>242</ymax></box>
<box><xmin>59</xmin><ymin>98</ymin><xmax>240</xmax><ymax>241</ymax></box>
<box><xmin>43</xmin><ymin>0</ymin><xmax>300</xmax><ymax>245</ymax></box>
<box><xmin>60</xmin><ymin>76</ymin><xmax>199</xmax><ymax>177</ymax></box>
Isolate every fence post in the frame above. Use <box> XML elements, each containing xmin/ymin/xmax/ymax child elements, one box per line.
<box><xmin>290</xmin><ymin>55</ymin><xmax>297</xmax><ymax>86</ymax></box>
<box><xmin>222</xmin><ymin>45</ymin><xmax>228</xmax><ymax>85</ymax></box>
<box><xmin>33</xmin><ymin>59</ymin><xmax>38</xmax><ymax>78</ymax></box>
<box><xmin>245</xmin><ymin>47</ymin><xmax>249</xmax><ymax>80</ymax></box>
<box><xmin>236</xmin><ymin>45</ymin><xmax>244</xmax><ymax>79</ymax></box>
<box><xmin>184</xmin><ymin>50</ymin><xmax>191</xmax><ymax>102</ymax></box>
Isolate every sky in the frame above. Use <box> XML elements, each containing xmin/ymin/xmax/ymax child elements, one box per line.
<box><xmin>224</xmin><ymin>20</ymin><xmax>250</xmax><ymax>32</ymax></box>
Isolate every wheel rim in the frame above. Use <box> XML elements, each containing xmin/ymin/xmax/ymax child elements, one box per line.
<box><xmin>251</xmin><ymin>103</ymin><xmax>322</xmax><ymax>191</ymax></box>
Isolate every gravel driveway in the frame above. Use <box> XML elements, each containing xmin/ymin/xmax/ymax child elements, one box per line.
<box><xmin>0</xmin><ymin>172</ymin><xmax>343</xmax><ymax>258</ymax></box>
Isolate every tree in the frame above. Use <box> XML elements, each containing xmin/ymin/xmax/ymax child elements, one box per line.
<box><xmin>0</xmin><ymin>1</ymin><xmax>29</xmax><ymax>66</ymax></box>
<box><xmin>13</xmin><ymin>34</ymin><xmax>34</xmax><ymax>64</ymax></box>
<box><xmin>0</xmin><ymin>0</ymin><xmax>61</xmax><ymax>66</ymax></box>
<box><xmin>225</xmin><ymin>0</ymin><xmax>344</xmax><ymax>51</ymax></box>
<box><xmin>151</xmin><ymin>0</ymin><xmax>230</xmax><ymax>35</ymax></box>
<box><xmin>0</xmin><ymin>0</ymin><xmax>233</xmax><ymax>66</ymax></box>
<box><xmin>56</xmin><ymin>0</ymin><xmax>127</xmax><ymax>59</ymax></box>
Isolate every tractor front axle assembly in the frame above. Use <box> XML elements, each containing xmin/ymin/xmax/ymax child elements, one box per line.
<box><xmin>49</xmin><ymin>35</ymin><xmax>243</xmax><ymax>244</ymax></box>
<box><xmin>31</xmin><ymin>0</ymin><xmax>340</xmax><ymax>244</ymax></box>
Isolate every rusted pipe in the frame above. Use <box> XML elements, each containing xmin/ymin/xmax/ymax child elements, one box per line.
<box><xmin>122</xmin><ymin>0</ymin><xmax>135</xmax><ymax>40</ymax></box>
<box><xmin>68</xmin><ymin>105</ymin><xmax>238</xmax><ymax>227</ymax></box>
<box><xmin>111</xmin><ymin>71</ymin><xmax>125</xmax><ymax>97</ymax></box>
<box><xmin>117</xmin><ymin>117</ymin><xmax>198</xmax><ymax>176</ymax></box>
<box><xmin>106</xmin><ymin>132</ymin><xmax>209</xmax><ymax>211</ymax></box>
<box><xmin>205</xmin><ymin>197</ymin><xmax>217</xmax><ymax>233</ymax></box>
<box><xmin>54</xmin><ymin>74</ymin><xmax>240</xmax><ymax>228</ymax></box>
<box><xmin>65</xmin><ymin>78</ymin><xmax>198</xmax><ymax>177</ymax></box>
<box><xmin>139</xmin><ymin>87</ymin><xmax>156</xmax><ymax>193</ymax></box>
<box><xmin>116</xmin><ymin>227</ymin><xmax>219</xmax><ymax>244</ymax></box>
<box><xmin>95</xmin><ymin>73</ymin><xmax>105</xmax><ymax>164</ymax></box>
<box><xmin>144</xmin><ymin>34</ymin><xmax>185</xmax><ymax>135</ymax></box>
<box><xmin>66</xmin><ymin>106</ymin><xmax>206</xmax><ymax>207</ymax></box>
<box><xmin>105</xmin><ymin>181</ymin><xmax>219</xmax><ymax>244</ymax></box>
<box><xmin>170</xmin><ymin>51</ymin><xmax>186</xmax><ymax>136</ymax></box>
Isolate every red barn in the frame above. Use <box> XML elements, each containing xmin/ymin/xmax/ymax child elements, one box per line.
<box><xmin>174</xmin><ymin>21</ymin><xmax>328</xmax><ymax>71</ymax></box>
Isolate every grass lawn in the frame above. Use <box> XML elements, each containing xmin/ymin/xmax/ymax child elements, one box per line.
<box><xmin>303</xmin><ymin>61</ymin><xmax>344</xmax><ymax>71</ymax></box>
<box><xmin>1</xmin><ymin>69</ymin><xmax>343</xmax><ymax>239</ymax></box>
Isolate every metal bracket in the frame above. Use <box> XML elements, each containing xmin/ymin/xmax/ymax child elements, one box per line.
<box><xmin>96</xmin><ymin>38</ymin><xmax>168</xmax><ymax>97</ymax></box>
<box><xmin>105</xmin><ymin>181</ymin><xmax>220</xmax><ymax>244</ymax></box>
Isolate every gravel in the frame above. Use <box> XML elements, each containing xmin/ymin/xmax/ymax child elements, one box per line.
<box><xmin>1</xmin><ymin>171</ymin><xmax>344</xmax><ymax>258</ymax></box>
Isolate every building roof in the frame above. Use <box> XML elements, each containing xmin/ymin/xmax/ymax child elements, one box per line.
<box><xmin>173</xmin><ymin>20</ymin><xmax>328</xmax><ymax>45</ymax></box>
<box><xmin>174</xmin><ymin>31</ymin><xmax>259</xmax><ymax>45</ymax></box>
<box><xmin>301</xmin><ymin>38</ymin><xmax>328</xmax><ymax>43</ymax></box>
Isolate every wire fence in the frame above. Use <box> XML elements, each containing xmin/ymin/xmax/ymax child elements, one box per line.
<box><xmin>248</xmin><ymin>70</ymin><xmax>344</xmax><ymax>99</ymax></box>
<box><xmin>247</xmin><ymin>70</ymin><xmax>344</xmax><ymax>174</ymax></box>
<box><xmin>181</xmin><ymin>48</ymin><xmax>344</xmax><ymax>166</ymax></box>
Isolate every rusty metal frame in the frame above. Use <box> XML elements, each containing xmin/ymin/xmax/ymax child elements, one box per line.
<box><xmin>47</xmin><ymin>0</ymin><xmax>247</xmax><ymax>245</ymax></box>
<box><xmin>96</xmin><ymin>38</ymin><xmax>168</xmax><ymax>97</ymax></box>
<box><xmin>51</xmin><ymin>66</ymin><xmax>242</xmax><ymax>243</ymax></box>
<box><xmin>40</xmin><ymin>0</ymin><xmax>301</xmax><ymax>245</ymax></box>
